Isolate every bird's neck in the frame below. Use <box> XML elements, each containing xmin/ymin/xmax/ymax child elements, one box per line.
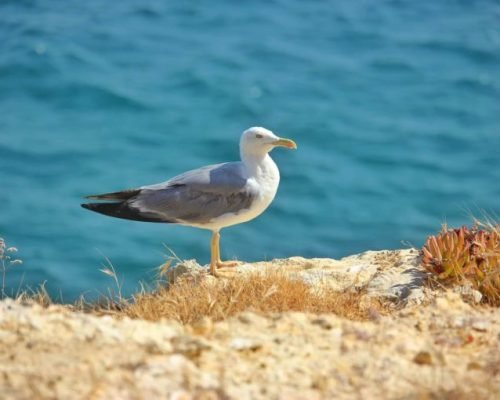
<box><xmin>241</xmin><ymin>152</ymin><xmax>278</xmax><ymax>180</ymax></box>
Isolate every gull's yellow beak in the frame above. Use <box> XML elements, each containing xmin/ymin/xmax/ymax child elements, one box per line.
<box><xmin>272</xmin><ymin>137</ymin><xmax>297</xmax><ymax>149</ymax></box>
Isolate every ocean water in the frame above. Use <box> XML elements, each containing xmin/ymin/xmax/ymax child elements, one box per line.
<box><xmin>1</xmin><ymin>0</ymin><xmax>499</xmax><ymax>300</ymax></box>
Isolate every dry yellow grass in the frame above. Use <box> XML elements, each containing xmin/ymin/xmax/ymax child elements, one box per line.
<box><xmin>12</xmin><ymin>268</ymin><xmax>390</xmax><ymax>324</ymax></box>
<box><xmin>118</xmin><ymin>270</ymin><xmax>388</xmax><ymax>324</ymax></box>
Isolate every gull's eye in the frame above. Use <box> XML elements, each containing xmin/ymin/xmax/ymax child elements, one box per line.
<box><xmin>255</xmin><ymin>134</ymin><xmax>263</xmax><ymax>139</ymax></box>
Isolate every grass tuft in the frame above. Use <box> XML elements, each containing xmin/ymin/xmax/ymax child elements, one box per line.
<box><xmin>120</xmin><ymin>270</ymin><xmax>388</xmax><ymax>324</ymax></box>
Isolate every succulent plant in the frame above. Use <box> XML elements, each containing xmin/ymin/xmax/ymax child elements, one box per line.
<box><xmin>422</xmin><ymin>225</ymin><xmax>500</xmax><ymax>305</ymax></box>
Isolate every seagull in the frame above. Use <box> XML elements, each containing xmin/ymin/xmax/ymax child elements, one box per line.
<box><xmin>82</xmin><ymin>127</ymin><xmax>297</xmax><ymax>276</ymax></box>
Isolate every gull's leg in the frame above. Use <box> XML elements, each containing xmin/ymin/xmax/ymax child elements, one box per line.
<box><xmin>209</xmin><ymin>231</ymin><xmax>219</xmax><ymax>276</ymax></box>
<box><xmin>214</xmin><ymin>231</ymin><xmax>242</xmax><ymax>269</ymax></box>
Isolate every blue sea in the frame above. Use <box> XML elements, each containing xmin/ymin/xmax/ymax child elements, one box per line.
<box><xmin>1</xmin><ymin>0</ymin><xmax>499</xmax><ymax>300</ymax></box>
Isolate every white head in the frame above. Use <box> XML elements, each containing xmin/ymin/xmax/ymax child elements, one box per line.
<box><xmin>240</xmin><ymin>127</ymin><xmax>297</xmax><ymax>158</ymax></box>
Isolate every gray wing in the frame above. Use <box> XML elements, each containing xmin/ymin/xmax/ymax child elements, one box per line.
<box><xmin>129</xmin><ymin>162</ymin><xmax>258</xmax><ymax>224</ymax></box>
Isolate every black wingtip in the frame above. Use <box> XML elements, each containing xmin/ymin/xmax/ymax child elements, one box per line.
<box><xmin>81</xmin><ymin>201</ymin><xmax>171</xmax><ymax>223</ymax></box>
<box><xmin>83</xmin><ymin>189</ymin><xmax>141</xmax><ymax>201</ymax></box>
<box><xmin>81</xmin><ymin>202</ymin><xmax>122</xmax><ymax>217</ymax></box>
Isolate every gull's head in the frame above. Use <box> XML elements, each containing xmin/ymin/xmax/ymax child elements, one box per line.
<box><xmin>240</xmin><ymin>127</ymin><xmax>297</xmax><ymax>157</ymax></box>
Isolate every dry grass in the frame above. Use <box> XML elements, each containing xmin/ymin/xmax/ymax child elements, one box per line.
<box><xmin>117</xmin><ymin>270</ymin><xmax>389</xmax><ymax>324</ymax></box>
<box><xmin>14</xmin><ymin>284</ymin><xmax>52</xmax><ymax>308</ymax></box>
<box><xmin>8</xmin><ymin>266</ymin><xmax>390</xmax><ymax>324</ymax></box>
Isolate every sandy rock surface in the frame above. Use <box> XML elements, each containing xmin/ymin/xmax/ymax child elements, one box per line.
<box><xmin>170</xmin><ymin>249</ymin><xmax>428</xmax><ymax>303</ymax></box>
<box><xmin>1</xmin><ymin>251</ymin><xmax>499</xmax><ymax>400</ymax></box>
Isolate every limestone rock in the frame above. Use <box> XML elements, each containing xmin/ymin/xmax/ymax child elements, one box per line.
<box><xmin>2</xmin><ymin>250</ymin><xmax>498</xmax><ymax>399</ymax></box>
<box><xmin>0</xmin><ymin>295</ymin><xmax>498</xmax><ymax>400</ymax></box>
<box><xmin>168</xmin><ymin>248</ymin><xmax>427</xmax><ymax>304</ymax></box>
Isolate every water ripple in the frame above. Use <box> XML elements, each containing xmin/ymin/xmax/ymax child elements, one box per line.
<box><xmin>1</xmin><ymin>0</ymin><xmax>499</xmax><ymax>300</ymax></box>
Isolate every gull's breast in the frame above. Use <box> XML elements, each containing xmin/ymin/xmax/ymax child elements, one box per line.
<box><xmin>200</xmin><ymin>158</ymin><xmax>280</xmax><ymax>230</ymax></box>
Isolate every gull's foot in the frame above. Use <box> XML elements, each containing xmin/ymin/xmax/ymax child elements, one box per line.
<box><xmin>216</xmin><ymin>260</ymin><xmax>243</xmax><ymax>269</ymax></box>
<box><xmin>207</xmin><ymin>268</ymin><xmax>237</xmax><ymax>279</ymax></box>
<box><xmin>214</xmin><ymin>269</ymin><xmax>239</xmax><ymax>279</ymax></box>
